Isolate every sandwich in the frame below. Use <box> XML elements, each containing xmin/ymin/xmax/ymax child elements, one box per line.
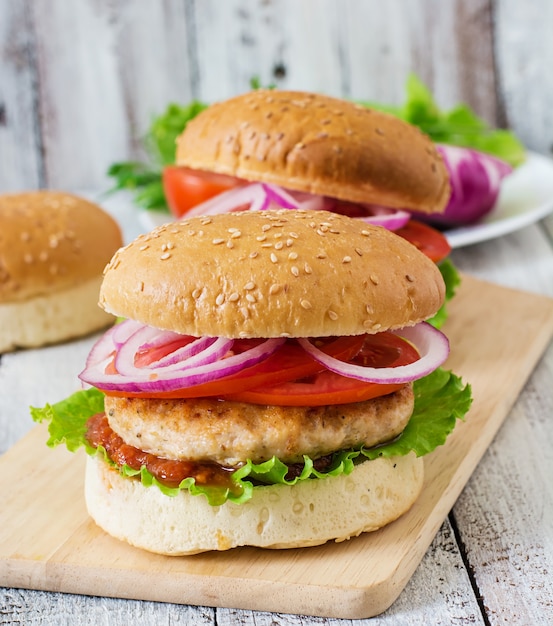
<box><xmin>163</xmin><ymin>89</ymin><xmax>457</xmax><ymax>325</ymax></box>
<box><xmin>0</xmin><ymin>191</ymin><xmax>123</xmax><ymax>352</ymax></box>
<box><xmin>32</xmin><ymin>208</ymin><xmax>471</xmax><ymax>555</ymax></box>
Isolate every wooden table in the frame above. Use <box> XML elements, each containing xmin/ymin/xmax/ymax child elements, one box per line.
<box><xmin>1</xmin><ymin>194</ymin><xmax>552</xmax><ymax>625</ymax></box>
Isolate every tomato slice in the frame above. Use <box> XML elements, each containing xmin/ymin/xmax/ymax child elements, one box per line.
<box><xmin>224</xmin><ymin>332</ymin><xmax>420</xmax><ymax>406</ymax></box>
<box><xmin>103</xmin><ymin>335</ymin><xmax>365</xmax><ymax>400</ymax></box>
<box><xmin>394</xmin><ymin>219</ymin><xmax>451</xmax><ymax>263</ymax></box>
<box><xmin>163</xmin><ymin>166</ymin><xmax>244</xmax><ymax>218</ymax></box>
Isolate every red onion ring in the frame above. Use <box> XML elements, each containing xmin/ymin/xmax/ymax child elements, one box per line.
<box><xmin>183</xmin><ymin>182</ymin><xmax>411</xmax><ymax>231</ymax></box>
<box><xmin>297</xmin><ymin>322</ymin><xmax>449</xmax><ymax>384</ymax></box>
<box><xmin>79</xmin><ymin>334</ymin><xmax>286</xmax><ymax>393</ymax></box>
<box><xmin>357</xmin><ymin>205</ymin><xmax>411</xmax><ymax>230</ymax></box>
<box><xmin>185</xmin><ymin>183</ymin><xmax>300</xmax><ymax>218</ymax></box>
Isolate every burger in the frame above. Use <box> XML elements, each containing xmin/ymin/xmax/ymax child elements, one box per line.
<box><xmin>32</xmin><ymin>208</ymin><xmax>471</xmax><ymax>555</ymax></box>
<box><xmin>0</xmin><ymin>191</ymin><xmax>123</xmax><ymax>352</ymax></box>
<box><xmin>162</xmin><ymin>89</ymin><xmax>457</xmax><ymax>325</ymax></box>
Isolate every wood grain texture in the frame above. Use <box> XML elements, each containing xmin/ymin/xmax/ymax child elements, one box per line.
<box><xmin>1</xmin><ymin>276</ymin><xmax>552</xmax><ymax>620</ymax></box>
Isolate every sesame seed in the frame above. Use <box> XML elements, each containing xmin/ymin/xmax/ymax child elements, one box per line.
<box><xmin>227</xmin><ymin>241</ymin><xmax>234</xmax><ymax>249</ymax></box>
<box><xmin>286</xmin><ymin>238</ymin><xmax>294</xmax><ymax>247</ymax></box>
<box><xmin>261</xmin><ymin>243</ymin><xmax>273</xmax><ymax>248</ymax></box>
<box><xmin>212</xmin><ymin>238</ymin><xmax>225</xmax><ymax>245</ymax></box>
<box><xmin>288</xmin><ymin>252</ymin><xmax>298</xmax><ymax>260</ymax></box>
<box><xmin>375</xmin><ymin>127</ymin><xmax>384</xmax><ymax>135</ymax></box>
<box><xmin>139</xmin><ymin>245</ymin><xmax>149</xmax><ymax>251</ymax></box>
<box><xmin>160</xmin><ymin>252</ymin><xmax>171</xmax><ymax>260</ymax></box>
<box><xmin>230</xmin><ymin>230</ymin><xmax>242</xmax><ymax>239</ymax></box>
<box><xmin>256</xmin><ymin>235</ymin><xmax>267</xmax><ymax>242</ymax></box>
<box><xmin>291</xmin><ymin>266</ymin><xmax>299</xmax><ymax>277</ymax></box>
<box><xmin>216</xmin><ymin>294</ymin><xmax>225</xmax><ymax>305</ymax></box>
<box><xmin>244</xmin><ymin>281</ymin><xmax>255</xmax><ymax>290</ymax></box>
<box><xmin>192</xmin><ymin>288</ymin><xmax>202</xmax><ymax>299</ymax></box>
<box><xmin>289</xmin><ymin>232</ymin><xmax>299</xmax><ymax>239</ymax></box>
<box><xmin>304</xmin><ymin>262</ymin><xmax>312</xmax><ymax>274</ymax></box>
<box><xmin>317</xmin><ymin>132</ymin><xmax>329</xmax><ymax>139</ymax></box>
<box><xmin>370</xmin><ymin>275</ymin><xmax>379</xmax><ymax>285</ymax></box>
<box><xmin>406</xmin><ymin>274</ymin><xmax>415</xmax><ymax>282</ymax></box>
<box><xmin>328</xmin><ymin>310</ymin><xmax>338</xmax><ymax>320</ymax></box>
<box><xmin>270</xmin><ymin>253</ymin><xmax>278</xmax><ymax>263</ymax></box>
<box><xmin>245</xmin><ymin>293</ymin><xmax>256</xmax><ymax>303</ymax></box>
<box><xmin>342</xmin><ymin>256</ymin><xmax>352</xmax><ymax>263</ymax></box>
<box><xmin>274</xmin><ymin>241</ymin><xmax>283</xmax><ymax>250</ymax></box>
<box><xmin>366</xmin><ymin>304</ymin><xmax>374</xmax><ymax>314</ymax></box>
<box><xmin>355</xmin><ymin>248</ymin><xmax>363</xmax><ymax>256</ymax></box>
<box><xmin>295</xmin><ymin>142</ymin><xmax>305</xmax><ymax>150</ymax></box>
<box><xmin>249</xmin><ymin>251</ymin><xmax>259</xmax><ymax>259</ymax></box>
<box><xmin>361</xmin><ymin>230</ymin><xmax>371</xmax><ymax>236</ymax></box>
<box><xmin>229</xmin><ymin>292</ymin><xmax>239</xmax><ymax>302</ymax></box>
<box><xmin>300</xmin><ymin>299</ymin><xmax>312</xmax><ymax>310</ymax></box>
<box><xmin>262</xmin><ymin>224</ymin><xmax>271</xmax><ymax>232</ymax></box>
<box><xmin>269</xmin><ymin>284</ymin><xmax>281</xmax><ymax>295</ymax></box>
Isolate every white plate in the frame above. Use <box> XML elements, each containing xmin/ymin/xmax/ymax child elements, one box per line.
<box><xmin>141</xmin><ymin>151</ymin><xmax>553</xmax><ymax>247</ymax></box>
<box><xmin>446</xmin><ymin>151</ymin><xmax>553</xmax><ymax>248</ymax></box>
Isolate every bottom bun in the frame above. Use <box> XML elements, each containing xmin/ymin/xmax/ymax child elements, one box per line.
<box><xmin>85</xmin><ymin>452</ymin><xmax>424</xmax><ymax>555</ymax></box>
<box><xmin>0</xmin><ymin>276</ymin><xmax>114</xmax><ymax>352</ymax></box>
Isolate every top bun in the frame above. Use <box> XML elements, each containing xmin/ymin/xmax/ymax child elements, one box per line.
<box><xmin>100</xmin><ymin>209</ymin><xmax>445</xmax><ymax>338</ymax></box>
<box><xmin>0</xmin><ymin>191</ymin><xmax>122</xmax><ymax>303</ymax></box>
<box><xmin>176</xmin><ymin>90</ymin><xmax>450</xmax><ymax>214</ymax></box>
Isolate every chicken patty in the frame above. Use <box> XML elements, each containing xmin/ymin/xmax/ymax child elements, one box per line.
<box><xmin>104</xmin><ymin>386</ymin><xmax>414</xmax><ymax>466</ymax></box>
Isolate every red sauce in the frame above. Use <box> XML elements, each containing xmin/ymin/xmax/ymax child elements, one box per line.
<box><xmin>86</xmin><ymin>413</ymin><xmax>237</xmax><ymax>491</ymax></box>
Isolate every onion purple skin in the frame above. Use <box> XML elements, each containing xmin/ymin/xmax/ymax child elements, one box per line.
<box><xmin>411</xmin><ymin>144</ymin><xmax>513</xmax><ymax>227</ymax></box>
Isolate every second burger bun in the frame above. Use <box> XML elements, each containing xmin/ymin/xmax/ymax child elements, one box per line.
<box><xmin>100</xmin><ymin>209</ymin><xmax>445</xmax><ymax>339</ymax></box>
<box><xmin>86</xmin><ymin>451</ymin><xmax>423</xmax><ymax>555</ymax></box>
<box><xmin>176</xmin><ymin>89</ymin><xmax>450</xmax><ymax>214</ymax></box>
<box><xmin>0</xmin><ymin>191</ymin><xmax>123</xmax><ymax>352</ymax></box>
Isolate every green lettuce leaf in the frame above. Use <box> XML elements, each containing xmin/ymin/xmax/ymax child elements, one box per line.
<box><xmin>428</xmin><ymin>258</ymin><xmax>462</xmax><ymax>329</ymax></box>
<box><xmin>106</xmin><ymin>100</ymin><xmax>208</xmax><ymax>211</ymax></box>
<box><xmin>360</xmin><ymin>73</ymin><xmax>525</xmax><ymax>167</ymax></box>
<box><xmin>30</xmin><ymin>368</ymin><xmax>471</xmax><ymax>506</ymax></box>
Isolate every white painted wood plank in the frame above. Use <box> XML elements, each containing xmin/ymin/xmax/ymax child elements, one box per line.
<box><xmin>341</xmin><ymin>0</ymin><xmax>499</xmax><ymax>125</ymax></box>
<box><xmin>494</xmin><ymin>0</ymin><xmax>553</xmax><ymax>154</ymax></box>
<box><xmin>29</xmin><ymin>0</ymin><xmax>195</xmax><ymax>190</ymax></box>
<box><xmin>0</xmin><ymin>0</ymin><xmax>42</xmax><ymax>191</ymax></box>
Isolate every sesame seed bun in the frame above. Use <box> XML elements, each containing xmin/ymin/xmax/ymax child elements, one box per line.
<box><xmin>99</xmin><ymin>209</ymin><xmax>445</xmax><ymax>339</ymax></box>
<box><xmin>176</xmin><ymin>90</ymin><xmax>450</xmax><ymax>214</ymax></box>
<box><xmin>0</xmin><ymin>191</ymin><xmax>123</xmax><ymax>352</ymax></box>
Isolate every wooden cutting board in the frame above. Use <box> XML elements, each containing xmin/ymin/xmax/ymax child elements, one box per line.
<box><xmin>1</xmin><ymin>275</ymin><xmax>553</xmax><ymax>619</ymax></box>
